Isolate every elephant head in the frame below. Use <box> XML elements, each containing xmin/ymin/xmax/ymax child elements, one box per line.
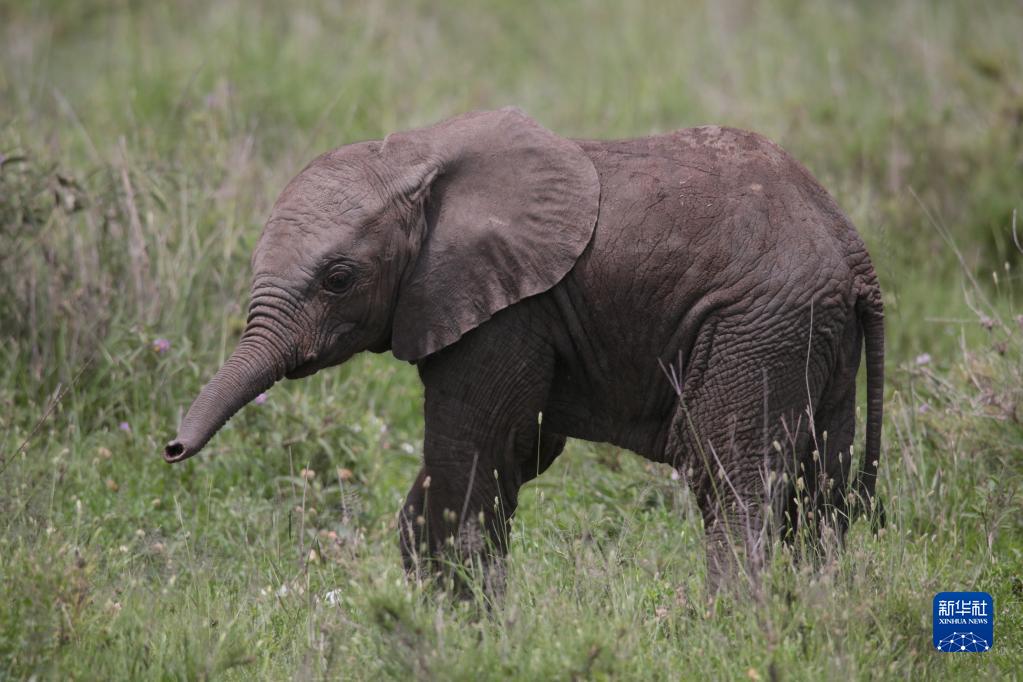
<box><xmin>164</xmin><ymin>108</ymin><xmax>599</xmax><ymax>463</ymax></box>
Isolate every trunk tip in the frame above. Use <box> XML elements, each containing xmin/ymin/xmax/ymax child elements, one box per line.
<box><xmin>163</xmin><ymin>439</ymin><xmax>192</xmax><ymax>463</ymax></box>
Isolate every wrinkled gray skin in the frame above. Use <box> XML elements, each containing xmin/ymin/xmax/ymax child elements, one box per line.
<box><xmin>165</xmin><ymin>108</ymin><xmax>884</xmax><ymax>592</ymax></box>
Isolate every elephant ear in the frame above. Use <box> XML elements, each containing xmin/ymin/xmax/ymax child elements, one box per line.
<box><xmin>382</xmin><ymin>108</ymin><xmax>599</xmax><ymax>361</ymax></box>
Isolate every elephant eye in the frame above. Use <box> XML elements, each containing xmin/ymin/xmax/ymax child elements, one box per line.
<box><xmin>323</xmin><ymin>265</ymin><xmax>353</xmax><ymax>294</ymax></box>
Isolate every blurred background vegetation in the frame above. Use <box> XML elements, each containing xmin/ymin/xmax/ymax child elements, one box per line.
<box><xmin>1</xmin><ymin>1</ymin><xmax>1021</xmax><ymax>678</ymax></box>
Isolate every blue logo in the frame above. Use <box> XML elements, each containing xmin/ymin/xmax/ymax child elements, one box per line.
<box><xmin>933</xmin><ymin>592</ymin><xmax>994</xmax><ymax>652</ymax></box>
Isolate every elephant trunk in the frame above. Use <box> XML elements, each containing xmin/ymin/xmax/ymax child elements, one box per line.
<box><xmin>164</xmin><ymin>317</ymin><xmax>294</xmax><ymax>463</ymax></box>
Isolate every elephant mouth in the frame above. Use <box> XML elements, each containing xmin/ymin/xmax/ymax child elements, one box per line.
<box><xmin>285</xmin><ymin>358</ymin><xmax>322</xmax><ymax>380</ymax></box>
<box><xmin>285</xmin><ymin>334</ymin><xmax>357</xmax><ymax>379</ymax></box>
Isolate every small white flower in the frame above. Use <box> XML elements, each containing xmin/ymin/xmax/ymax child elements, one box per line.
<box><xmin>915</xmin><ymin>353</ymin><xmax>931</xmax><ymax>366</ymax></box>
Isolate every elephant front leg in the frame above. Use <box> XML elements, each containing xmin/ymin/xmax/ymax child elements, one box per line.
<box><xmin>425</xmin><ymin>437</ymin><xmax>520</xmax><ymax>593</ymax></box>
<box><xmin>520</xmin><ymin>431</ymin><xmax>567</xmax><ymax>484</ymax></box>
<box><xmin>399</xmin><ymin>431</ymin><xmax>564</xmax><ymax>592</ymax></box>
<box><xmin>398</xmin><ymin>439</ymin><xmax>519</xmax><ymax>594</ymax></box>
<box><xmin>397</xmin><ymin>319</ymin><xmax>555</xmax><ymax>595</ymax></box>
<box><xmin>398</xmin><ymin>467</ymin><xmax>430</xmax><ymax>579</ymax></box>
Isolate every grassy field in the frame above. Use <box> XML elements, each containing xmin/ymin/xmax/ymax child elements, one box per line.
<box><xmin>2</xmin><ymin>0</ymin><xmax>1022</xmax><ymax>678</ymax></box>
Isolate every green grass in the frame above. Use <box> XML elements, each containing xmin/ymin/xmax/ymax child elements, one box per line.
<box><xmin>2</xmin><ymin>0</ymin><xmax>1022</xmax><ymax>678</ymax></box>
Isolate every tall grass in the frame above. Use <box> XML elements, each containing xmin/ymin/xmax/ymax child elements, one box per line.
<box><xmin>1</xmin><ymin>0</ymin><xmax>1021</xmax><ymax>678</ymax></box>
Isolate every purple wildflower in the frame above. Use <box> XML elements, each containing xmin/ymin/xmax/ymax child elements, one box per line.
<box><xmin>253</xmin><ymin>392</ymin><xmax>268</xmax><ymax>405</ymax></box>
<box><xmin>152</xmin><ymin>338</ymin><xmax>171</xmax><ymax>353</ymax></box>
<box><xmin>915</xmin><ymin>353</ymin><xmax>931</xmax><ymax>366</ymax></box>
<box><xmin>118</xmin><ymin>421</ymin><xmax>131</xmax><ymax>433</ymax></box>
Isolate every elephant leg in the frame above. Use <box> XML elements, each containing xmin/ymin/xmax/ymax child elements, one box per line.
<box><xmin>398</xmin><ymin>432</ymin><xmax>563</xmax><ymax>583</ymax></box>
<box><xmin>804</xmin><ymin>379</ymin><xmax>856</xmax><ymax>543</ymax></box>
<box><xmin>804</xmin><ymin>312</ymin><xmax>862</xmax><ymax>540</ymax></box>
<box><xmin>398</xmin><ymin>467</ymin><xmax>430</xmax><ymax>579</ymax></box>
<box><xmin>666</xmin><ymin>376</ymin><xmax>776</xmax><ymax>592</ymax></box>
<box><xmin>665</xmin><ymin>315</ymin><xmax>833</xmax><ymax>593</ymax></box>
<box><xmin>398</xmin><ymin>311</ymin><xmax>555</xmax><ymax>595</ymax></box>
<box><xmin>519</xmin><ymin>431</ymin><xmax>567</xmax><ymax>484</ymax></box>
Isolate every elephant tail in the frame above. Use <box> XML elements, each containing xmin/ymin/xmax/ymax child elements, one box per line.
<box><xmin>853</xmin><ymin>280</ymin><xmax>885</xmax><ymax>530</ymax></box>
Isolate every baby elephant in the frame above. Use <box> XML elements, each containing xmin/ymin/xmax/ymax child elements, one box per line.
<box><xmin>164</xmin><ymin>108</ymin><xmax>884</xmax><ymax>591</ymax></box>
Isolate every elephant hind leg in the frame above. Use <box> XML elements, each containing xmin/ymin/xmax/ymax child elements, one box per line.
<box><xmin>665</xmin><ymin>380</ymin><xmax>781</xmax><ymax>593</ymax></box>
<box><xmin>664</xmin><ymin>318</ymin><xmax>832</xmax><ymax>593</ymax></box>
<box><xmin>798</xmin><ymin>316</ymin><xmax>863</xmax><ymax>544</ymax></box>
<box><xmin>777</xmin><ymin>378</ymin><xmax>856</xmax><ymax>560</ymax></box>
